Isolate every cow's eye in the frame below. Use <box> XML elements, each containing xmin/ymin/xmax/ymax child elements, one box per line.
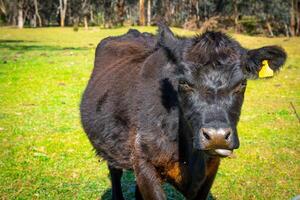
<box><xmin>233</xmin><ymin>81</ymin><xmax>247</xmax><ymax>93</ymax></box>
<box><xmin>179</xmin><ymin>80</ymin><xmax>194</xmax><ymax>92</ymax></box>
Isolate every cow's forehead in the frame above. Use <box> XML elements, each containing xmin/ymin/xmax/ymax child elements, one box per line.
<box><xmin>200</xmin><ymin>65</ymin><xmax>244</xmax><ymax>88</ymax></box>
<box><xmin>185</xmin><ymin>45</ymin><xmax>243</xmax><ymax>67</ymax></box>
<box><xmin>184</xmin><ymin>31</ymin><xmax>245</xmax><ymax>66</ymax></box>
<box><xmin>181</xmin><ymin>59</ymin><xmax>244</xmax><ymax>89</ymax></box>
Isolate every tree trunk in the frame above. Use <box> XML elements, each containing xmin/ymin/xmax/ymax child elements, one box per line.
<box><xmin>164</xmin><ymin>0</ymin><xmax>171</xmax><ymax>23</ymax></box>
<box><xmin>0</xmin><ymin>0</ymin><xmax>6</xmax><ymax>15</ymax></box>
<box><xmin>139</xmin><ymin>0</ymin><xmax>145</xmax><ymax>26</ymax></box>
<box><xmin>8</xmin><ymin>3</ymin><xmax>18</xmax><ymax>26</ymax></box>
<box><xmin>23</xmin><ymin>6</ymin><xmax>29</xmax><ymax>25</ymax></box>
<box><xmin>284</xmin><ymin>23</ymin><xmax>290</xmax><ymax>37</ymax></box>
<box><xmin>84</xmin><ymin>16</ymin><xmax>88</xmax><ymax>30</ymax></box>
<box><xmin>90</xmin><ymin>6</ymin><xmax>94</xmax><ymax>24</ymax></box>
<box><xmin>33</xmin><ymin>0</ymin><xmax>42</xmax><ymax>27</ymax></box>
<box><xmin>290</xmin><ymin>0</ymin><xmax>295</xmax><ymax>36</ymax></box>
<box><xmin>266</xmin><ymin>21</ymin><xmax>274</xmax><ymax>37</ymax></box>
<box><xmin>190</xmin><ymin>0</ymin><xmax>197</xmax><ymax>19</ymax></box>
<box><xmin>59</xmin><ymin>0</ymin><xmax>63</xmax><ymax>27</ymax></box>
<box><xmin>190</xmin><ymin>0</ymin><xmax>197</xmax><ymax>27</ymax></box>
<box><xmin>128</xmin><ymin>6</ymin><xmax>133</xmax><ymax>25</ymax></box>
<box><xmin>117</xmin><ymin>0</ymin><xmax>125</xmax><ymax>26</ymax></box>
<box><xmin>17</xmin><ymin>0</ymin><xmax>23</xmax><ymax>29</ymax></box>
<box><xmin>233</xmin><ymin>0</ymin><xmax>239</xmax><ymax>33</ymax></box>
<box><xmin>82</xmin><ymin>0</ymin><xmax>89</xmax><ymax>29</ymax></box>
<box><xmin>196</xmin><ymin>1</ymin><xmax>199</xmax><ymax>21</ymax></box>
<box><xmin>59</xmin><ymin>0</ymin><xmax>67</xmax><ymax>27</ymax></box>
<box><xmin>296</xmin><ymin>0</ymin><xmax>300</xmax><ymax>36</ymax></box>
<box><xmin>10</xmin><ymin>10</ymin><xmax>17</xmax><ymax>26</ymax></box>
<box><xmin>104</xmin><ymin>0</ymin><xmax>112</xmax><ymax>28</ymax></box>
<box><xmin>147</xmin><ymin>0</ymin><xmax>151</xmax><ymax>26</ymax></box>
<box><xmin>31</xmin><ymin>14</ymin><xmax>36</xmax><ymax>27</ymax></box>
<box><xmin>66</xmin><ymin>0</ymin><xmax>72</xmax><ymax>26</ymax></box>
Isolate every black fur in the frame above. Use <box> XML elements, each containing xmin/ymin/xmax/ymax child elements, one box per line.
<box><xmin>80</xmin><ymin>25</ymin><xmax>286</xmax><ymax>200</ymax></box>
<box><xmin>159</xmin><ymin>78</ymin><xmax>179</xmax><ymax>112</ymax></box>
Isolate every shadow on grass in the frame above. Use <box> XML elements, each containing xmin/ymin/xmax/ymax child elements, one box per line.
<box><xmin>0</xmin><ymin>39</ymin><xmax>38</xmax><ymax>43</ymax></box>
<box><xmin>0</xmin><ymin>39</ymin><xmax>90</xmax><ymax>52</ymax></box>
<box><xmin>101</xmin><ymin>171</ymin><xmax>136</xmax><ymax>200</ymax></box>
<box><xmin>101</xmin><ymin>170</ymin><xmax>215</xmax><ymax>200</ymax></box>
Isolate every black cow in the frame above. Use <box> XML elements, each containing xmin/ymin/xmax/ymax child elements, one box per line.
<box><xmin>80</xmin><ymin>24</ymin><xmax>286</xmax><ymax>200</ymax></box>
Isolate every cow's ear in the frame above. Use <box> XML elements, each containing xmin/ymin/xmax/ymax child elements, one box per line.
<box><xmin>243</xmin><ymin>45</ymin><xmax>287</xmax><ymax>78</ymax></box>
<box><xmin>157</xmin><ymin>22</ymin><xmax>183</xmax><ymax>63</ymax></box>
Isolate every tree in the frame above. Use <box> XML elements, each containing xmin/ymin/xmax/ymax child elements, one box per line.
<box><xmin>139</xmin><ymin>0</ymin><xmax>145</xmax><ymax>25</ymax></box>
<box><xmin>290</xmin><ymin>0</ymin><xmax>295</xmax><ymax>36</ymax></box>
<box><xmin>233</xmin><ymin>0</ymin><xmax>239</xmax><ymax>33</ymax></box>
<box><xmin>117</xmin><ymin>0</ymin><xmax>125</xmax><ymax>26</ymax></box>
<box><xmin>103</xmin><ymin>0</ymin><xmax>113</xmax><ymax>28</ymax></box>
<box><xmin>33</xmin><ymin>0</ymin><xmax>41</xmax><ymax>27</ymax></box>
<box><xmin>296</xmin><ymin>0</ymin><xmax>300</xmax><ymax>35</ymax></box>
<box><xmin>0</xmin><ymin>0</ymin><xmax>297</xmax><ymax>37</ymax></box>
<box><xmin>59</xmin><ymin>0</ymin><xmax>67</xmax><ymax>27</ymax></box>
<box><xmin>37</xmin><ymin>0</ymin><xmax>58</xmax><ymax>26</ymax></box>
<box><xmin>82</xmin><ymin>0</ymin><xmax>90</xmax><ymax>29</ymax></box>
<box><xmin>147</xmin><ymin>0</ymin><xmax>151</xmax><ymax>26</ymax></box>
<box><xmin>290</xmin><ymin>0</ymin><xmax>300</xmax><ymax>36</ymax></box>
<box><xmin>0</xmin><ymin>0</ymin><xmax>6</xmax><ymax>15</ymax></box>
<box><xmin>17</xmin><ymin>0</ymin><xmax>23</xmax><ymax>28</ymax></box>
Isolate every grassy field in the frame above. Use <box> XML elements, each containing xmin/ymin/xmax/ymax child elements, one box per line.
<box><xmin>0</xmin><ymin>26</ymin><xmax>299</xmax><ymax>200</ymax></box>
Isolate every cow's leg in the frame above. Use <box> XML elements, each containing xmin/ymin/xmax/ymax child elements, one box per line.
<box><xmin>135</xmin><ymin>184</ymin><xmax>144</xmax><ymax>200</ymax></box>
<box><xmin>192</xmin><ymin>158</ymin><xmax>220</xmax><ymax>200</ymax></box>
<box><xmin>134</xmin><ymin>159</ymin><xmax>166</xmax><ymax>200</ymax></box>
<box><xmin>108</xmin><ymin>165</ymin><xmax>124</xmax><ymax>200</ymax></box>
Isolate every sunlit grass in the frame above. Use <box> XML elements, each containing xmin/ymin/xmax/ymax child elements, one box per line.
<box><xmin>0</xmin><ymin>26</ymin><xmax>299</xmax><ymax>199</ymax></box>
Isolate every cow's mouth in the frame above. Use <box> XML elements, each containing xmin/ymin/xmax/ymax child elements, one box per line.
<box><xmin>206</xmin><ymin>149</ymin><xmax>233</xmax><ymax>157</ymax></box>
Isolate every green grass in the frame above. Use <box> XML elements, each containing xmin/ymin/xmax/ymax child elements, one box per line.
<box><xmin>0</xmin><ymin>26</ymin><xmax>299</xmax><ymax>200</ymax></box>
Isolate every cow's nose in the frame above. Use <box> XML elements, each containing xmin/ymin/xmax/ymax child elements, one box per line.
<box><xmin>200</xmin><ymin>127</ymin><xmax>233</xmax><ymax>149</ymax></box>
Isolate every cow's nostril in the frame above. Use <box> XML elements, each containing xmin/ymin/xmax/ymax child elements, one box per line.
<box><xmin>202</xmin><ymin>130</ymin><xmax>211</xmax><ymax>140</ymax></box>
<box><xmin>224</xmin><ymin>129</ymin><xmax>232</xmax><ymax>140</ymax></box>
<box><xmin>225</xmin><ymin>132</ymin><xmax>230</xmax><ymax>140</ymax></box>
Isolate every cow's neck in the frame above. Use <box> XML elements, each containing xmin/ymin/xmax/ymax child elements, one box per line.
<box><xmin>178</xmin><ymin>109</ymin><xmax>210</xmax><ymax>195</ymax></box>
<box><xmin>178</xmin><ymin>110</ymin><xmax>193</xmax><ymax>164</ymax></box>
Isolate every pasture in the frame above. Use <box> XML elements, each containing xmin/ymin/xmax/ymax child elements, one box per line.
<box><xmin>0</xmin><ymin>26</ymin><xmax>299</xmax><ymax>199</ymax></box>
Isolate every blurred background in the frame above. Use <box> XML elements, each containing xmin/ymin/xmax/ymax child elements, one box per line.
<box><xmin>0</xmin><ymin>0</ymin><xmax>300</xmax><ymax>37</ymax></box>
<box><xmin>0</xmin><ymin>1</ymin><xmax>299</xmax><ymax>200</ymax></box>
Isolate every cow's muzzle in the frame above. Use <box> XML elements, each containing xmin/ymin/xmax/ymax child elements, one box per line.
<box><xmin>199</xmin><ymin>127</ymin><xmax>239</xmax><ymax>157</ymax></box>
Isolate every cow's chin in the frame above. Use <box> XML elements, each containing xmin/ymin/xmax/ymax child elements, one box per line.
<box><xmin>205</xmin><ymin>149</ymin><xmax>233</xmax><ymax>158</ymax></box>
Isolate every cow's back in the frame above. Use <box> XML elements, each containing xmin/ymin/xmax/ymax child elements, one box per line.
<box><xmin>80</xmin><ymin>30</ymin><xmax>156</xmax><ymax>169</ymax></box>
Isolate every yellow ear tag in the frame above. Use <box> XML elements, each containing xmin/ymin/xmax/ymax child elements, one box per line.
<box><xmin>259</xmin><ymin>60</ymin><xmax>273</xmax><ymax>78</ymax></box>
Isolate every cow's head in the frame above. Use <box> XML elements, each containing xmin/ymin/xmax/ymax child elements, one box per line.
<box><xmin>158</xmin><ymin>24</ymin><xmax>286</xmax><ymax>157</ymax></box>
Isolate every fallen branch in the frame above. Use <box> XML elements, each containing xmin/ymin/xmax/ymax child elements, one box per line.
<box><xmin>290</xmin><ymin>102</ymin><xmax>300</xmax><ymax>123</ymax></box>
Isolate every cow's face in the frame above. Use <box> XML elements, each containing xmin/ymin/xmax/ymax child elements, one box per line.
<box><xmin>158</xmin><ymin>24</ymin><xmax>286</xmax><ymax>157</ymax></box>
